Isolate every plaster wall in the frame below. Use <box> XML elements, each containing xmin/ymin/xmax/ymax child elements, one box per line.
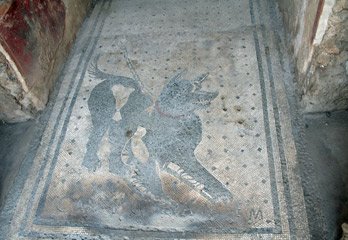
<box><xmin>277</xmin><ymin>0</ymin><xmax>348</xmax><ymax>112</ymax></box>
<box><xmin>0</xmin><ymin>0</ymin><xmax>92</xmax><ymax>122</ymax></box>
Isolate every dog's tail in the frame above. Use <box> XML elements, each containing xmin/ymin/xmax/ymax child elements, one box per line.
<box><xmin>88</xmin><ymin>54</ymin><xmax>110</xmax><ymax>81</ymax></box>
<box><xmin>89</xmin><ymin>53</ymin><xmax>155</xmax><ymax>98</ymax></box>
<box><xmin>88</xmin><ymin>54</ymin><xmax>144</xmax><ymax>90</ymax></box>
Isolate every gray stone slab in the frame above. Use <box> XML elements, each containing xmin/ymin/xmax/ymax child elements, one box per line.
<box><xmin>2</xmin><ymin>0</ymin><xmax>309</xmax><ymax>239</ymax></box>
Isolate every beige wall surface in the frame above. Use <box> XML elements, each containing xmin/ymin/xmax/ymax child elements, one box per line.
<box><xmin>277</xmin><ymin>0</ymin><xmax>348</xmax><ymax>112</ymax></box>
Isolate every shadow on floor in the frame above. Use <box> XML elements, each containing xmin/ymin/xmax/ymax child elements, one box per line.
<box><xmin>0</xmin><ymin>120</ymin><xmax>37</xmax><ymax>209</ymax></box>
<box><xmin>303</xmin><ymin>110</ymin><xmax>348</xmax><ymax>239</ymax></box>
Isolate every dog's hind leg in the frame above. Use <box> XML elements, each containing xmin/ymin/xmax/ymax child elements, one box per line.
<box><xmin>83</xmin><ymin>85</ymin><xmax>116</xmax><ymax>171</ymax></box>
<box><xmin>130</xmin><ymin>159</ymin><xmax>166</xmax><ymax>200</ymax></box>
<box><xmin>108</xmin><ymin>121</ymin><xmax>130</xmax><ymax>176</ymax></box>
<box><xmin>82</xmin><ymin>121</ymin><xmax>107</xmax><ymax>171</ymax></box>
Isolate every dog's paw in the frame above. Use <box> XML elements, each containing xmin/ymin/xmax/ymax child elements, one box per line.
<box><xmin>82</xmin><ymin>158</ymin><xmax>101</xmax><ymax>172</ymax></box>
<box><xmin>202</xmin><ymin>187</ymin><xmax>233</xmax><ymax>204</ymax></box>
<box><xmin>109</xmin><ymin>161</ymin><xmax>131</xmax><ymax>177</ymax></box>
<box><xmin>215</xmin><ymin>194</ymin><xmax>233</xmax><ymax>205</ymax></box>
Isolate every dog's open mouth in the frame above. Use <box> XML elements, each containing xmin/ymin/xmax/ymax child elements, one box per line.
<box><xmin>194</xmin><ymin>99</ymin><xmax>212</xmax><ymax>106</ymax></box>
<box><xmin>193</xmin><ymin>91</ymin><xmax>218</xmax><ymax>107</ymax></box>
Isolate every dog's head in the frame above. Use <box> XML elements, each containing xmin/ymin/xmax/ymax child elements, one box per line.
<box><xmin>156</xmin><ymin>73</ymin><xmax>218</xmax><ymax>116</ymax></box>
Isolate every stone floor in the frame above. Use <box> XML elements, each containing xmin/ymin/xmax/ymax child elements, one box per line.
<box><xmin>0</xmin><ymin>0</ymin><xmax>334</xmax><ymax>239</ymax></box>
<box><xmin>302</xmin><ymin>111</ymin><xmax>348</xmax><ymax>239</ymax></box>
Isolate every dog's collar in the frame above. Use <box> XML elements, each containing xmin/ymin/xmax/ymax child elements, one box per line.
<box><xmin>154</xmin><ymin>102</ymin><xmax>186</xmax><ymax>119</ymax></box>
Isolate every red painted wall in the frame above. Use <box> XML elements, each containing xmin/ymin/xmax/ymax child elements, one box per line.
<box><xmin>0</xmin><ymin>0</ymin><xmax>65</xmax><ymax>88</ymax></box>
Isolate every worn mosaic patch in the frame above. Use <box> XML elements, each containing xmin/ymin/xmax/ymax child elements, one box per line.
<box><xmin>8</xmin><ymin>0</ymin><xmax>309</xmax><ymax>239</ymax></box>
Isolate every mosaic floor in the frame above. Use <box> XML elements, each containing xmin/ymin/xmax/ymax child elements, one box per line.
<box><xmin>3</xmin><ymin>0</ymin><xmax>310</xmax><ymax>239</ymax></box>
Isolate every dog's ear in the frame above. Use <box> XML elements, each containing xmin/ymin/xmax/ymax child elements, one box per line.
<box><xmin>168</xmin><ymin>69</ymin><xmax>188</xmax><ymax>84</ymax></box>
